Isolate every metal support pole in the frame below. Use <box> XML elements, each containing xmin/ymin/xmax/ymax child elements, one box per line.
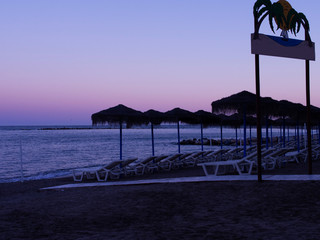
<box><xmin>200</xmin><ymin>122</ymin><xmax>204</xmax><ymax>151</ymax></box>
<box><xmin>266</xmin><ymin>116</ymin><xmax>269</xmax><ymax>149</ymax></box>
<box><xmin>236</xmin><ymin>127</ymin><xmax>238</xmax><ymax>148</ymax></box>
<box><xmin>220</xmin><ymin>124</ymin><xmax>223</xmax><ymax>150</ymax></box>
<box><xmin>255</xmin><ymin>54</ymin><xmax>262</xmax><ymax>182</ymax></box>
<box><xmin>283</xmin><ymin>117</ymin><xmax>286</xmax><ymax>148</ymax></box>
<box><xmin>270</xmin><ymin>124</ymin><xmax>273</xmax><ymax>148</ymax></box>
<box><xmin>306</xmin><ymin>60</ymin><xmax>312</xmax><ymax>174</ymax></box>
<box><xmin>120</xmin><ymin>122</ymin><xmax>123</xmax><ymax>160</ymax></box>
<box><xmin>243</xmin><ymin>111</ymin><xmax>247</xmax><ymax>157</ymax></box>
<box><xmin>151</xmin><ymin>123</ymin><xmax>155</xmax><ymax>156</ymax></box>
<box><xmin>177</xmin><ymin>121</ymin><xmax>181</xmax><ymax>153</ymax></box>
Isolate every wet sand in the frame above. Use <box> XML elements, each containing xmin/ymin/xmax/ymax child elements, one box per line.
<box><xmin>1</xmin><ymin>162</ymin><xmax>320</xmax><ymax>239</ymax></box>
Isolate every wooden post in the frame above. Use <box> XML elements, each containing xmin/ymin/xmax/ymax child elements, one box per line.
<box><xmin>255</xmin><ymin>54</ymin><xmax>262</xmax><ymax>182</ymax></box>
<box><xmin>306</xmin><ymin>60</ymin><xmax>312</xmax><ymax>174</ymax></box>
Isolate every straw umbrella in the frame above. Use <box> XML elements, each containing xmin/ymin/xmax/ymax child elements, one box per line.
<box><xmin>212</xmin><ymin>91</ymin><xmax>258</xmax><ymax>156</ymax></box>
<box><xmin>91</xmin><ymin>104</ymin><xmax>148</xmax><ymax>160</ymax></box>
<box><xmin>164</xmin><ymin>108</ymin><xmax>198</xmax><ymax>153</ymax></box>
<box><xmin>194</xmin><ymin>110</ymin><xmax>220</xmax><ymax>151</ymax></box>
<box><xmin>144</xmin><ymin>109</ymin><xmax>166</xmax><ymax>156</ymax></box>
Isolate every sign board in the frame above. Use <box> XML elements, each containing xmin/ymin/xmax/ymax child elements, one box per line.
<box><xmin>251</xmin><ymin>33</ymin><xmax>315</xmax><ymax>61</ymax></box>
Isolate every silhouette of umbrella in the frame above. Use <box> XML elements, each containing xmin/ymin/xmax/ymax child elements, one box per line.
<box><xmin>91</xmin><ymin>104</ymin><xmax>148</xmax><ymax>160</ymax></box>
<box><xmin>164</xmin><ymin>108</ymin><xmax>198</xmax><ymax>153</ymax></box>
<box><xmin>144</xmin><ymin>109</ymin><xmax>166</xmax><ymax>156</ymax></box>
<box><xmin>194</xmin><ymin>110</ymin><xmax>220</xmax><ymax>151</ymax></box>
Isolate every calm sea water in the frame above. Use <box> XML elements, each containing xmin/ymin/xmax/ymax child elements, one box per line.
<box><xmin>0</xmin><ymin>124</ymin><xmax>293</xmax><ymax>183</ymax></box>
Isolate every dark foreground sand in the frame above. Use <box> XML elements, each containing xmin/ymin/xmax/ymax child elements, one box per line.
<box><xmin>1</xmin><ymin>162</ymin><xmax>320</xmax><ymax>240</ymax></box>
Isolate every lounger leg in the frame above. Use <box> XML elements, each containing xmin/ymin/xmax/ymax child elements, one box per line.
<box><xmin>248</xmin><ymin>162</ymin><xmax>254</xmax><ymax>175</ymax></box>
<box><xmin>201</xmin><ymin>165</ymin><xmax>209</xmax><ymax>176</ymax></box>
<box><xmin>96</xmin><ymin>170</ymin><xmax>109</xmax><ymax>182</ymax></box>
<box><xmin>214</xmin><ymin>165</ymin><xmax>220</xmax><ymax>175</ymax></box>
<box><xmin>73</xmin><ymin>171</ymin><xmax>83</xmax><ymax>182</ymax></box>
<box><xmin>234</xmin><ymin>163</ymin><xmax>242</xmax><ymax>175</ymax></box>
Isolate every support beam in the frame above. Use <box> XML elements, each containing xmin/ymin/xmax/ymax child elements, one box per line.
<box><xmin>255</xmin><ymin>54</ymin><xmax>262</xmax><ymax>182</ymax></box>
<box><xmin>306</xmin><ymin>60</ymin><xmax>312</xmax><ymax>174</ymax></box>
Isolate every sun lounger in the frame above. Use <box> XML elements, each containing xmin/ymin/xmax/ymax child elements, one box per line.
<box><xmin>202</xmin><ymin>149</ymin><xmax>230</xmax><ymax>162</ymax></box>
<box><xmin>72</xmin><ymin>160</ymin><xmax>123</xmax><ymax>182</ymax></box>
<box><xmin>125</xmin><ymin>156</ymin><xmax>157</xmax><ymax>175</ymax></box>
<box><xmin>72</xmin><ymin>158</ymin><xmax>137</xmax><ymax>182</ymax></box>
<box><xmin>283</xmin><ymin>148</ymin><xmax>308</xmax><ymax>164</ymax></box>
<box><xmin>262</xmin><ymin>148</ymin><xmax>293</xmax><ymax>169</ymax></box>
<box><xmin>198</xmin><ymin>159</ymin><xmax>252</xmax><ymax>176</ymax></box>
<box><xmin>182</xmin><ymin>151</ymin><xmax>206</xmax><ymax>167</ymax></box>
<box><xmin>109</xmin><ymin>158</ymin><xmax>138</xmax><ymax>178</ymax></box>
<box><xmin>197</xmin><ymin>150</ymin><xmax>264</xmax><ymax>176</ymax></box>
<box><xmin>157</xmin><ymin>153</ymin><xmax>184</xmax><ymax>171</ymax></box>
<box><xmin>144</xmin><ymin>155</ymin><xmax>169</xmax><ymax>173</ymax></box>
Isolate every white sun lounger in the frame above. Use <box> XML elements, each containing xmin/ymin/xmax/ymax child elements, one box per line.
<box><xmin>198</xmin><ymin>159</ymin><xmax>253</xmax><ymax>176</ymax></box>
<box><xmin>72</xmin><ymin>158</ymin><xmax>137</xmax><ymax>182</ymax></box>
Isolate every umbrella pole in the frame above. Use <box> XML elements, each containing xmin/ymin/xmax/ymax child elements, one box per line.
<box><xmin>177</xmin><ymin>121</ymin><xmax>181</xmax><ymax>153</ymax></box>
<box><xmin>297</xmin><ymin>122</ymin><xmax>300</xmax><ymax>152</ymax></box>
<box><xmin>306</xmin><ymin>59</ymin><xmax>312</xmax><ymax>174</ymax></box>
<box><xmin>266</xmin><ymin>116</ymin><xmax>269</xmax><ymax>149</ymax></box>
<box><xmin>255</xmin><ymin>54</ymin><xmax>262</xmax><ymax>182</ymax></box>
<box><xmin>250</xmin><ymin>125</ymin><xmax>252</xmax><ymax>147</ymax></box>
<box><xmin>283</xmin><ymin>117</ymin><xmax>286</xmax><ymax>148</ymax></box>
<box><xmin>243</xmin><ymin>111</ymin><xmax>247</xmax><ymax>157</ymax></box>
<box><xmin>270</xmin><ymin>124</ymin><xmax>273</xmax><ymax>148</ymax></box>
<box><xmin>120</xmin><ymin>122</ymin><xmax>123</xmax><ymax>160</ymax></box>
<box><xmin>151</xmin><ymin>123</ymin><xmax>155</xmax><ymax>156</ymax></box>
<box><xmin>235</xmin><ymin>127</ymin><xmax>238</xmax><ymax>148</ymax></box>
<box><xmin>318</xmin><ymin>123</ymin><xmax>320</xmax><ymax>145</ymax></box>
<box><xmin>220</xmin><ymin>124</ymin><xmax>223</xmax><ymax>150</ymax></box>
<box><xmin>201</xmin><ymin>122</ymin><xmax>204</xmax><ymax>151</ymax></box>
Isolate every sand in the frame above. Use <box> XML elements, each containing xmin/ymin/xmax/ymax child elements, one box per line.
<box><xmin>1</xmin><ymin>162</ymin><xmax>320</xmax><ymax>240</ymax></box>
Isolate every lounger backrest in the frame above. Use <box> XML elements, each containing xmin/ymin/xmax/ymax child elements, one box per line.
<box><xmin>122</xmin><ymin>158</ymin><xmax>138</xmax><ymax>167</ymax></box>
<box><xmin>189</xmin><ymin>151</ymin><xmax>205</xmax><ymax>158</ymax></box>
<box><xmin>153</xmin><ymin>155</ymin><xmax>169</xmax><ymax>163</ymax></box>
<box><xmin>103</xmin><ymin>160</ymin><xmax>123</xmax><ymax>170</ymax></box>
<box><xmin>139</xmin><ymin>156</ymin><xmax>157</xmax><ymax>164</ymax></box>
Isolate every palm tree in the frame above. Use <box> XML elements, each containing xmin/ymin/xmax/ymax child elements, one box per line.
<box><xmin>253</xmin><ymin>0</ymin><xmax>285</xmax><ymax>39</ymax></box>
<box><xmin>253</xmin><ymin>0</ymin><xmax>311</xmax><ymax>45</ymax></box>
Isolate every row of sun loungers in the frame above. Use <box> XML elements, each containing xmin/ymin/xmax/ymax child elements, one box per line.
<box><xmin>72</xmin><ymin>142</ymin><xmax>320</xmax><ymax>182</ymax></box>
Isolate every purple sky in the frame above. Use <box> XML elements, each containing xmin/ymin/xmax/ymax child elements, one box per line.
<box><xmin>1</xmin><ymin>0</ymin><xmax>320</xmax><ymax>125</ymax></box>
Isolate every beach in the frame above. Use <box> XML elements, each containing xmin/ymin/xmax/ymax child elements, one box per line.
<box><xmin>1</xmin><ymin>161</ymin><xmax>320</xmax><ymax>240</ymax></box>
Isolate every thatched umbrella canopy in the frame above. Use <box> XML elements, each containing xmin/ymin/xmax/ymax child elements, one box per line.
<box><xmin>91</xmin><ymin>104</ymin><xmax>148</xmax><ymax>160</ymax></box>
<box><xmin>91</xmin><ymin>104</ymin><xmax>147</xmax><ymax>127</ymax></box>
<box><xmin>211</xmin><ymin>91</ymin><xmax>257</xmax><ymax>116</ymax></box>
<box><xmin>164</xmin><ymin>108</ymin><xmax>198</xmax><ymax>153</ymax></box>
<box><xmin>144</xmin><ymin>109</ymin><xmax>166</xmax><ymax>125</ymax></box>
<box><xmin>194</xmin><ymin>110</ymin><xmax>220</xmax><ymax>127</ymax></box>
<box><xmin>164</xmin><ymin>107</ymin><xmax>198</xmax><ymax>124</ymax></box>
<box><xmin>194</xmin><ymin>110</ymin><xmax>220</xmax><ymax>151</ymax></box>
<box><xmin>144</xmin><ymin>109</ymin><xmax>166</xmax><ymax>156</ymax></box>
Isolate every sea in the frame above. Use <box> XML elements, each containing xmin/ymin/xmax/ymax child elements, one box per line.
<box><xmin>0</xmin><ymin>124</ymin><xmax>294</xmax><ymax>183</ymax></box>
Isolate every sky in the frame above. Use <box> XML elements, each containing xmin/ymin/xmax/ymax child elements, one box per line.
<box><xmin>1</xmin><ymin>0</ymin><xmax>320</xmax><ymax>125</ymax></box>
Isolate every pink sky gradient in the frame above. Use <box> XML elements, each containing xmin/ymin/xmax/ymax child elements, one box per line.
<box><xmin>1</xmin><ymin>0</ymin><xmax>320</xmax><ymax>125</ymax></box>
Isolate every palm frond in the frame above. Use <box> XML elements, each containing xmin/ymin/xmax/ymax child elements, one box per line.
<box><xmin>254</xmin><ymin>0</ymin><xmax>272</xmax><ymax>19</ymax></box>
<box><xmin>257</xmin><ymin>6</ymin><xmax>269</xmax><ymax>19</ymax></box>
<box><xmin>298</xmin><ymin>12</ymin><xmax>310</xmax><ymax>32</ymax></box>
<box><xmin>268</xmin><ymin>14</ymin><xmax>275</xmax><ymax>33</ymax></box>
<box><xmin>289</xmin><ymin>16</ymin><xmax>298</xmax><ymax>35</ymax></box>
<box><xmin>271</xmin><ymin>2</ymin><xmax>285</xmax><ymax>30</ymax></box>
<box><xmin>286</xmin><ymin>8</ymin><xmax>297</xmax><ymax>31</ymax></box>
